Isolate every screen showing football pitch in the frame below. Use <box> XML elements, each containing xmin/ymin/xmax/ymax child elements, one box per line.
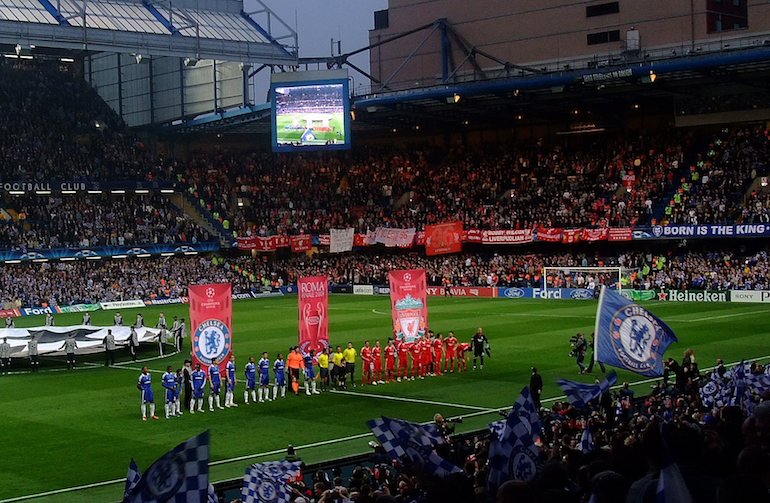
<box><xmin>271</xmin><ymin>80</ymin><xmax>351</xmax><ymax>152</ymax></box>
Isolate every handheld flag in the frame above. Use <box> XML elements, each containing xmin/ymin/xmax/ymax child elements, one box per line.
<box><xmin>125</xmin><ymin>431</ymin><xmax>210</xmax><ymax>503</ymax></box>
<box><xmin>557</xmin><ymin>370</ymin><xmax>618</xmax><ymax>409</ymax></box>
<box><xmin>123</xmin><ymin>459</ymin><xmax>142</xmax><ymax>501</ymax></box>
<box><xmin>487</xmin><ymin>387</ymin><xmax>542</xmax><ymax>493</ymax></box>
<box><xmin>580</xmin><ymin>428</ymin><xmax>594</xmax><ymax>454</ymax></box>
<box><xmin>594</xmin><ymin>287</ymin><xmax>678</xmax><ymax>376</ymax></box>
<box><xmin>241</xmin><ymin>461</ymin><xmax>302</xmax><ymax>503</ymax></box>
<box><xmin>367</xmin><ymin>417</ymin><xmax>461</xmax><ymax>478</ymax></box>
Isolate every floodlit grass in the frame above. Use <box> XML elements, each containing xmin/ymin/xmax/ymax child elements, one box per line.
<box><xmin>2</xmin><ymin>295</ymin><xmax>769</xmax><ymax>502</ymax></box>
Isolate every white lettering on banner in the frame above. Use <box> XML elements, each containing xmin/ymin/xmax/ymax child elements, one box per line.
<box><xmin>730</xmin><ymin>290</ymin><xmax>770</xmax><ymax>303</ymax></box>
<box><xmin>1</xmin><ymin>182</ymin><xmax>89</xmax><ymax>192</ymax></box>
<box><xmin>21</xmin><ymin>306</ymin><xmax>55</xmax><ymax>316</ymax></box>
<box><xmin>99</xmin><ymin>300</ymin><xmax>146</xmax><ymax>310</ymax></box>
<box><xmin>300</xmin><ymin>280</ymin><xmax>327</xmax><ymax>299</ymax></box>
<box><xmin>659</xmin><ymin>290</ymin><xmax>728</xmax><ymax>302</ymax></box>
<box><xmin>353</xmin><ymin>285</ymin><xmax>374</xmax><ymax>296</ymax></box>
<box><xmin>532</xmin><ymin>288</ymin><xmax>563</xmax><ymax>299</ymax></box>
<box><xmin>480</xmin><ymin>229</ymin><xmax>534</xmax><ymax>244</ymax></box>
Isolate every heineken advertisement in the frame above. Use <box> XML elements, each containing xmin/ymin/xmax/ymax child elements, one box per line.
<box><xmin>656</xmin><ymin>290</ymin><xmax>729</xmax><ymax>302</ymax></box>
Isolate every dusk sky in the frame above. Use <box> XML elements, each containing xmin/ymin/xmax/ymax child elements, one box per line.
<box><xmin>247</xmin><ymin>0</ymin><xmax>389</xmax><ymax>99</ymax></box>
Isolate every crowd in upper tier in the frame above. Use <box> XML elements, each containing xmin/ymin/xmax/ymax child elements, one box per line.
<box><xmin>1</xmin><ymin>249</ymin><xmax>767</xmax><ymax>308</ymax></box>
<box><xmin>0</xmin><ymin>60</ymin><xmax>769</xmax><ymax>255</ymax></box>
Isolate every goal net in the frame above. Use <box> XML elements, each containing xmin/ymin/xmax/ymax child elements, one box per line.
<box><xmin>541</xmin><ymin>266</ymin><xmax>623</xmax><ymax>295</ymax></box>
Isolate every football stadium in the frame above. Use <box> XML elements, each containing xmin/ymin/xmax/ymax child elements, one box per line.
<box><xmin>1</xmin><ymin>0</ymin><xmax>770</xmax><ymax>502</ymax></box>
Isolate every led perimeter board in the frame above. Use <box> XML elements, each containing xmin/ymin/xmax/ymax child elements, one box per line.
<box><xmin>271</xmin><ymin>72</ymin><xmax>351</xmax><ymax>152</ymax></box>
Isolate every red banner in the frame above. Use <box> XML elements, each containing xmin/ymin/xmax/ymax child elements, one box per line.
<box><xmin>562</xmin><ymin>229</ymin><xmax>582</xmax><ymax>243</ymax></box>
<box><xmin>426</xmin><ymin>286</ymin><xmax>498</xmax><ymax>297</ymax></box>
<box><xmin>481</xmin><ymin>229</ymin><xmax>534</xmax><ymax>244</ymax></box>
<box><xmin>608</xmin><ymin>227</ymin><xmax>633</xmax><ymax>241</ymax></box>
<box><xmin>463</xmin><ymin>229</ymin><xmax>483</xmax><ymax>243</ymax></box>
<box><xmin>581</xmin><ymin>228</ymin><xmax>609</xmax><ymax>242</ymax></box>
<box><xmin>537</xmin><ymin>227</ymin><xmax>562</xmax><ymax>242</ymax></box>
<box><xmin>291</xmin><ymin>234</ymin><xmax>313</xmax><ymax>253</ymax></box>
<box><xmin>389</xmin><ymin>270</ymin><xmax>428</xmax><ymax>344</ymax></box>
<box><xmin>0</xmin><ymin>308</ymin><xmax>20</xmax><ymax>318</ymax></box>
<box><xmin>298</xmin><ymin>276</ymin><xmax>329</xmax><ymax>354</ymax></box>
<box><xmin>425</xmin><ymin>221</ymin><xmax>463</xmax><ymax>256</ymax></box>
<box><xmin>189</xmin><ymin>283</ymin><xmax>233</xmax><ymax>375</ymax></box>
<box><xmin>236</xmin><ymin>235</ymin><xmax>290</xmax><ymax>251</ymax></box>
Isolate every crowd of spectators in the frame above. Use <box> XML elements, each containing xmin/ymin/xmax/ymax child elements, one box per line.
<box><xmin>0</xmin><ymin>193</ymin><xmax>212</xmax><ymax>249</ymax></box>
<box><xmin>664</xmin><ymin>126</ymin><xmax>770</xmax><ymax>225</ymax></box>
<box><xmin>264</xmin><ymin>351</ymin><xmax>770</xmax><ymax>503</ymax></box>
<box><xmin>0</xmin><ymin>255</ymin><xmax>253</xmax><ymax>308</ymax></box>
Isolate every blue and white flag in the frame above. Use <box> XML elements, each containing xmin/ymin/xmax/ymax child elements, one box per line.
<box><xmin>241</xmin><ymin>461</ymin><xmax>302</xmax><ymax>503</ymax></box>
<box><xmin>580</xmin><ymin>428</ymin><xmax>594</xmax><ymax>454</ymax></box>
<box><xmin>207</xmin><ymin>484</ymin><xmax>218</xmax><ymax>503</ymax></box>
<box><xmin>487</xmin><ymin>387</ymin><xmax>542</xmax><ymax>493</ymax></box>
<box><xmin>123</xmin><ymin>459</ymin><xmax>142</xmax><ymax>501</ymax></box>
<box><xmin>125</xmin><ymin>431</ymin><xmax>210</xmax><ymax>503</ymax></box>
<box><xmin>368</xmin><ymin>417</ymin><xmax>461</xmax><ymax>478</ymax></box>
<box><xmin>489</xmin><ymin>420</ymin><xmax>506</xmax><ymax>442</ymax></box>
<box><xmin>557</xmin><ymin>371</ymin><xmax>618</xmax><ymax>408</ymax></box>
<box><xmin>594</xmin><ymin>287</ymin><xmax>678</xmax><ymax>377</ymax></box>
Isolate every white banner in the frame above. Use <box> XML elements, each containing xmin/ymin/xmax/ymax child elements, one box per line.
<box><xmin>353</xmin><ymin>285</ymin><xmax>374</xmax><ymax>296</ymax></box>
<box><xmin>330</xmin><ymin>227</ymin><xmax>354</xmax><ymax>253</ymax></box>
<box><xmin>374</xmin><ymin>227</ymin><xmax>416</xmax><ymax>247</ymax></box>
<box><xmin>0</xmin><ymin>325</ymin><xmax>162</xmax><ymax>357</ymax></box>
<box><xmin>730</xmin><ymin>290</ymin><xmax>770</xmax><ymax>303</ymax></box>
<box><xmin>100</xmin><ymin>300</ymin><xmax>146</xmax><ymax>310</ymax></box>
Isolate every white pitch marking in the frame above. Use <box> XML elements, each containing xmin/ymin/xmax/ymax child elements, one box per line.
<box><xmin>330</xmin><ymin>389</ymin><xmax>492</xmax><ymax>411</ymax></box>
<box><xmin>667</xmin><ymin>309</ymin><xmax>770</xmax><ymax>322</ymax></box>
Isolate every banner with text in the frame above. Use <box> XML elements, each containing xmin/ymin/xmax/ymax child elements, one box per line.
<box><xmin>290</xmin><ymin>235</ymin><xmax>313</xmax><ymax>253</ymax></box>
<box><xmin>189</xmin><ymin>283</ymin><xmax>233</xmax><ymax>375</ymax></box>
<box><xmin>298</xmin><ymin>276</ymin><xmax>329</xmax><ymax>354</ymax></box>
<box><xmin>425</xmin><ymin>222</ymin><xmax>463</xmax><ymax>256</ymax></box>
<box><xmin>375</xmin><ymin>227</ymin><xmax>417</xmax><ymax>248</ymax></box>
<box><xmin>389</xmin><ymin>270</ymin><xmax>428</xmax><ymax>343</ymax></box>
<box><xmin>330</xmin><ymin>228</ymin><xmax>354</xmax><ymax>253</ymax></box>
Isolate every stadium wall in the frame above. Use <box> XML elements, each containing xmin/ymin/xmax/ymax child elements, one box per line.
<box><xmin>369</xmin><ymin>0</ymin><xmax>770</xmax><ymax>91</ymax></box>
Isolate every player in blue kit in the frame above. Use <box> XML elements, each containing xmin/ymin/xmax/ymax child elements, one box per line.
<box><xmin>303</xmin><ymin>349</ymin><xmax>321</xmax><ymax>396</ymax></box>
<box><xmin>244</xmin><ymin>356</ymin><xmax>257</xmax><ymax>404</ymax></box>
<box><xmin>208</xmin><ymin>359</ymin><xmax>224</xmax><ymax>411</ymax></box>
<box><xmin>225</xmin><ymin>357</ymin><xmax>238</xmax><ymax>408</ymax></box>
<box><xmin>273</xmin><ymin>353</ymin><xmax>287</xmax><ymax>400</ymax></box>
<box><xmin>258</xmin><ymin>352</ymin><xmax>271</xmax><ymax>403</ymax></box>
<box><xmin>161</xmin><ymin>365</ymin><xmax>177</xmax><ymax>419</ymax></box>
<box><xmin>137</xmin><ymin>366</ymin><xmax>158</xmax><ymax>421</ymax></box>
<box><xmin>191</xmin><ymin>363</ymin><xmax>207</xmax><ymax>414</ymax></box>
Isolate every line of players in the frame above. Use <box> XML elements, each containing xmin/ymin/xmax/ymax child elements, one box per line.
<box><xmin>135</xmin><ymin>328</ymin><xmax>490</xmax><ymax>421</ymax></box>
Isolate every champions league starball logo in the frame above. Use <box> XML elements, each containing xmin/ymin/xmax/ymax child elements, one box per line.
<box><xmin>609</xmin><ymin>306</ymin><xmax>662</xmax><ymax>373</ymax></box>
<box><xmin>193</xmin><ymin>319</ymin><xmax>231</xmax><ymax>365</ymax></box>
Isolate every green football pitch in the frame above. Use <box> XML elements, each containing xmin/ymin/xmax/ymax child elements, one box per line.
<box><xmin>275</xmin><ymin>114</ymin><xmax>345</xmax><ymax>145</ymax></box>
<box><xmin>2</xmin><ymin>295</ymin><xmax>770</xmax><ymax>502</ymax></box>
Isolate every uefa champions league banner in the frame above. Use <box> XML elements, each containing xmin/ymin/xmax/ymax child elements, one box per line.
<box><xmin>388</xmin><ymin>270</ymin><xmax>429</xmax><ymax>343</ymax></box>
<box><xmin>0</xmin><ymin>325</ymin><xmax>162</xmax><ymax>357</ymax></box>
<box><xmin>298</xmin><ymin>276</ymin><xmax>329</xmax><ymax>354</ymax></box>
<box><xmin>189</xmin><ymin>283</ymin><xmax>233</xmax><ymax>375</ymax></box>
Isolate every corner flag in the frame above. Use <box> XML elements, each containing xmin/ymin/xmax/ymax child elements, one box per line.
<box><xmin>594</xmin><ymin>287</ymin><xmax>678</xmax><ymax>377</ymax></box>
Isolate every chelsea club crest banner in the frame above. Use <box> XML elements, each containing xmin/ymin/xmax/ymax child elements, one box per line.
<box><xmin>594</xmin><ymin>287</ymin><xmax>678</xmax><ymax>377</ymax></box>
<box><xmin>189</xmin><ymin>283</ymin><xmax>233</xmax><ymax>374</ymax></box>
<box><xmin>298</xmin><ymin>276</ymin><xmax>329</xmax><ymax>354</ymax></box>
<box><xmin>389</xmin><ymin>270</ymin><xmax>428</xmax><ymax>343</ymax></box>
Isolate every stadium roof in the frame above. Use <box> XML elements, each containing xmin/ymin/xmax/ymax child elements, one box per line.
<box><xmin>0</xmin><ymin>0</ymin><xmax>297</xmax><ymax>64</ymax></box>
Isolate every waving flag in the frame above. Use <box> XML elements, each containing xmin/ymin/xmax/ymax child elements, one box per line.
<box><xmin>125</xmin><ymin>431</ymin><xmax>210</xmax><ymax>503</ymax></box>
<box><xmin>580</xmin><ymin>428</ymin><xmax>594</xmax><ymax>454</ymax></box>
<box><xmin>368</xmin><ymin>417</ymin><xmax>461</xmax><ymax>478</ymax></box>
<box><xmin>488</xmin><ymin>387</ymin><xmax>542</xmax><ymax>492</ymax></box>
<box><xmin>124</xmin><ymin>459</ymin><xmax>142</xmax><ymax>501</ymax></box>
<box><xmin>594</xmin><ymin>287</ymin><xmax>678</xmax><ymax>376</ymax></box>
<box><xmin>241</xmin><ymin>461</ymin><xmax>302</xmax><ymax>503</ymax></box>
<box><xmin>557</xmin><ymin>371</ymin><xmax>618</xmax><ymax>408</ymax></box>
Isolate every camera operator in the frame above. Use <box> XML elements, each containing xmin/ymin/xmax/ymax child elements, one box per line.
<box><xmin>434</xmin><ymin>413</ymin><xmax>456</xmax><ymax>439</ymax></box>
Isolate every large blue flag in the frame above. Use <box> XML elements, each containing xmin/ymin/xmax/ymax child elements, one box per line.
<box><xmin>368</xmin><ymin>417</ymin><xmax>462</xmax><ymax>478</ymax></box>
<box><xmin>241</xmin><ymin>461</ymin><xmax>302</xmax><ymax>503</ymax></box>
<box><xmin>557</xmin><ymin>370</ymin><xmax>618</xmax><ymax>408</ymax></box>
<box><xmin>594</xmin><ymin>287</ymin><xmax>678</xmax><ymax>377</ymax></box>
<box><xmin>487</xmin><ymin>387</ymin><xmax>542</xmax><ymax>493</ymax></box>
<box><xmin>125</xmin><ymin>431</ymin><xmax>211</xmax><ymax>503</ymax></box>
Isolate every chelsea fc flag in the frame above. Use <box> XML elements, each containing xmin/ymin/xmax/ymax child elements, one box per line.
<box><xmin>189</xmin><ymin>284</ymin><xmax>233</xmax><ymax>376</ymax></box>
<box><xmin>594</xmin><ymin>287</ymin><xmax>678</xmax><ymax>377</ymax></box>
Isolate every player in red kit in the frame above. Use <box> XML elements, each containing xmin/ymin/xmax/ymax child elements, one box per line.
<box><xmin>420</xmin><ymin>334</ymin><xmax>432</xmax><ymax>378</ymax></box>
<box><xmin>360</xmin><ymin>340</ymin><xmax>373</xmax><ymax>385</ymax></box>
<box><xmin>410</xmin><ymin>339</ymin><xmax>422</xmax><ymax>380</ymax></box>
<box><xmin>384</xmin><ymin>339</ymin><xmax>397</xmax><ymax>383</ymax></box>
<box><xmin>372</xmin><ymin>340</ymin><xmax>384</xmax><ymax>384</ymax></box>
<box><xmin>397</xmin><ymin>339</ymin><xmax>410</xmax><ymax>381</ymax></box>
<box><xmin>432</xmin><ymin>333</ymin><xmax>444</xmax><ymax>376</ymax></box>
<box><xmin>444</xmin><ymin>331</ymin><xmax>458</xmax><ymax>373</ymax></box>
<box><xmin>457</xmin><ymin>342</ymin><xmax>471</xmax><ymax>372</ymax></box>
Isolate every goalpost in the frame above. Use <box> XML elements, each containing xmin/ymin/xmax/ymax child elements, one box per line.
<box><xmin>541</xmin><ymin>266</ymin><xmax>623</xmax><ymax>294</ymax></box>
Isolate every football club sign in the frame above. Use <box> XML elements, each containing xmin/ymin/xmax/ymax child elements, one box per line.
<box><xmin>594</xmin><ymin>287</ymin><xmax>678</xmax><ymax>376</ymax></box>
<box><xmin>298</xmin><ymin>276</ymin><xmax>329</xmax><ymax>354</ymax></box>
<box><xmin>389</xmin><ymin>270</ymin><xmax>428</xmax><ymax>343</ymax></box>
<box><xmin>189</xmin><ymin>284</ymin><xmax>233</xmax><ymax>375</ymax></box>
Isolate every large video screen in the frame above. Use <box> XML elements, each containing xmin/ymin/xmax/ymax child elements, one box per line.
<box><xmin>271</xmin><ymin>80</ymin><xmax>351</xmax><ymax>152</ymax></box>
